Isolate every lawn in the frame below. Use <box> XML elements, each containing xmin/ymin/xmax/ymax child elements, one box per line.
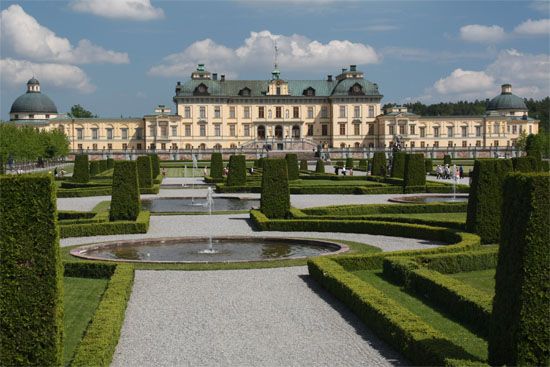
<box><xmin>364</xmin><ymin>212</ymin><xmax>467</xmax><ymax>222</ymax></box>
<box><xmin>448</xmin><ymin>268</ymin><xmax>496</xmax><ymax>296</ymax></box>
<box><xmin>289</xmin><ymin>179</ymin><xmax>384</xmax><ymax>187</ymax></box>
<box><xmin>63</xmin><ymin>277</ymin><xmax>109</xmax><ymax>366</ymax></box>
<box><xmin>353</xmin><ymin>270</ymin><xmax>488</xmax><ymax>362</ymax></box>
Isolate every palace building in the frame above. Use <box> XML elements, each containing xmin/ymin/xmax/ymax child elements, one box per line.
<box><xmin>7</xmin><ymin>65</ymin><xmax>539</xmax><ymax>154</ymax></box>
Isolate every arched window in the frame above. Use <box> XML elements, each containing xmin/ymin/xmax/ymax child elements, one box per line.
<box><xmin>340</xmin><ymin>143</ymin><xmax>346</xmax><ymax>148</ymax></box>
<box><xmin>275</xmin><ymin>125</ymin><xmax>283</xmax><ymax>139</ymax></box>
<box><xmin>257</xmin><ymin>125</ymin><xmax>266</xmax><ymax>140</ymax></box>
<box><xmin>199</xmin><ymin>143</ymin><xmax>206</xmax><ymax>150</ymax></box>
<box><xmin>230</xmin><ymin>143</ymin><xmax>237</xmax><ymax>149</ymax></box>
<box><xmin>185</xmin><ymin>144</ymin><xmax>192</xmax><ymax>150</ymax></box>
<box><xmin>292</xmin><ymin>125</ymin><xmax>300</xmax><ymax>139</ymax></box>
<box><xmin>354</xmin><ymin>142</ymin><xmax>361</xmax><ymax>148</ymax></box>
<box><xmin>239</xmin><ymin>87</ymin><xmax>251</xmax><ymax>96</ymax></box>
<box><xmin>214</xmin><ymin>143</ymin><xmax>222</xmax><ymax>150</ymax></box>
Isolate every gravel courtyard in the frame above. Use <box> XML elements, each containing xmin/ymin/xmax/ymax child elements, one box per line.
<box><xmin>111</xmin><ymin>267</ymin><xmax>407</xmax><ymax>367</ymax></box>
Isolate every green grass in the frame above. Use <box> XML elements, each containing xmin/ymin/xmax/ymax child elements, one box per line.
<box><xmin>448</xmin><ymin>268</ymin><xmax>496</xmax><ymax>296</ymax></box>
<box><xmin>364</xmin><ymin>212</ymin><xmax>467</xmax><ymax>222</ymax></box>
<box><xmin>353</xmin><ymin>270</ymin><xmax>488</xmax><ymax>362</ymax></box>
<box><xmin>289</xmin><ymin>179</ymin><xmax>384</xmax><ymax>187</ymax></box>
<box><xmin>63</xmin><ymin>277</ymin><xmax>108</xmax><ymax>366</ymax></box>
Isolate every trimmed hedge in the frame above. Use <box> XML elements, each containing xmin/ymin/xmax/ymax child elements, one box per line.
<box><xmin>227</xmin><ymin>155</ymin><xmax>247</xmax><ymax>186</ymax></box>
<box><xmin>139</xmin><ymin>184</ymin><xmax>160</xmax><ymax>195</ymax></box>
<box><xmin>391</xmin><ymin>152</ymin><xmax>406</xmax><ymax>178</ymax></box>
<box><xmin>57</xmin><ymin>186</ymin><xmax>112</xmax><ymax>198</ymax></box>
<box><xmin>425</xmin><ymin>158</ymin><xmax>433</xmax><ymax>173</ymax></box>
<box><xmin>358</xmin><ymin>159</ymin><xmax>368</xmax><ymax>170</ymax></box>
<box><xmin>285</xmin><ymin>153</ymin><xmax>299</xmax><ymax>180</ymax></box>
<box><xmin>260</xmin><ymin>159</ymin><xmax>290</xmax><ymax>218</ymax></box>
<box><xmin>210</xmin><ymin>152</ymin><xmax>223</xmax><ymax>179</ymax></box>
<box><xmin>99</xmin><ymin>159</ymin><xmax>108</xmax><ymax>173</ymax></box>
<box><xmin>60</xmin><ymin>211</ymin><xmax>149</xmax><ymax>238</ymax></box>
<box><xmin>302</xmin><ymin>202</ymin><xmax>467</xmax><ymax>216</ymax></box>
<box><xmin>315</xmin><ymin>159</ymin><xmax>325</xmax><ymax>173</ymax></box>
<box><xmin>414</xmin><ymin>247</ymin><xmax>498</xmax><ymax>274</ymax></box>
<box><xmin>71</xmin><ymin>264</ymin><xmax>134</xmax><ymax>367</ymax></box>
<box><xmin>489</xmin><ymin>173</ymin><xmax>550</xmax><ymax>366</ymax></box>
<box><xmin>345</xmin><ymin>157</ymin><xmax>354</xmax><ymax>169</ymax></box>
<box><xmin>0</xmin><ymin>155</ymin><xmax>4</xmax><ymax>174</ymax></box>
<box><xmin>371</xmin><ymin>152</ymin><xmax>386</xmax><ymax>176</ymax></box>
<box><xmin>110</xmin><ymin>161</ymin><xmax>140</xmax><ymax>221</ymax></box>
<box><xmin>64</xmin><ymin>262</ymin><xmax>116</xmax><ymax>279</ymax></box>
<box><xmin>106</xmin><ymin>158</ymin><xmax>114</xmax><ymax>170</ymax></box>
<box><xmin>73</xmin><ymin>154</ymin><xmax>90</xmax><ymax>183</ymax></box>
<box><xmin>403</xmin><ymin>153</ymin><xmax>426</xmax><ymax>190</ymax></box>
<box><xmin>511</xmin><ymin>156</ymin><xmax>539</xmax><ymax>172</ymax></box>
<box><xmin>465</xmin><ymin>159</ymin><xmax>513</xmax><ymax>244</ymax></box>
<box><xmin>137</xmin><ymin>156</ymin><xmax>153</xmax><ymax>189</ymax></box>
<box><xmin>89</xmin><ymin>161</ymin><xmax>100</xmax><ymax>176</ymax></box>
<box><xmin>300</xmin><ymin>159</ymin><xmax>308</xmax><ymax>171</ymax></box>
<box><xmin>0</xmin><ymin>175</ymin><xmax>63</xmax><ymax>366</ymax></box>
<box><xmin>526</xmin><ymin>149</ymin><xmax>542</xmax><ymax>170</ymax></box>
<box><xmin>149</xmin><ymin>153</ymin><xmax>160</xmax><ymax>178</ymax></box>
<box><xmin>443</xmin><ymin>154</ymin><xmax>452</xmax><ymax>165</ymax></box>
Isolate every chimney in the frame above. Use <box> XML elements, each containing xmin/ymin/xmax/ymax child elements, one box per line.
<box><xmin>501</xmin><ymin>84</ymin><xmax>512</xmax><ymax>94</ymax></box>
<box><xmin>213</xmin><ymin>73</ymin><xmax>218</xmax><ymax>80</ymax></box>
<box><xmin>327</xmin><ymin>75</ymin><xmax>333</xmax><ymax>82</ymax></box>
<box><xmin>177</xmin><ymin>81</ymin><xmax>181</xmax><ymax>86</ymax></box>
<box><xmin>350</xmin><ymin>65</ymin><xmax>356</xmax><ymax>72</ymax></box>
<box><xmin>220</xmin><ymin>75</ymin><xmax>225</xmax><ymax>82</ymax></box>
<box><xmin>342</xmin><ymin>68</ymin><xmax>347</xmax><ymax>73</ymax></box>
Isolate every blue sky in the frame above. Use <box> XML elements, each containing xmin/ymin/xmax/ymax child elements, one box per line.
<box><xmin>1</xmin><ymin>0</ymin><xmax>549</xmax><ymax>120</ymax></box>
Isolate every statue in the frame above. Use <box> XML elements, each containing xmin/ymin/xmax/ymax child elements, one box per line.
<box><xmin>392</xmin><ymin>135</ymin><xmax>404</xmax><ymax>153</ymax></box>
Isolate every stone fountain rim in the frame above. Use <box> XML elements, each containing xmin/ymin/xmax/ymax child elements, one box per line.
<box><xmin>388</xmin><ymin>194</ymin><xmax>469</xmax><ymax>204</ymax></box>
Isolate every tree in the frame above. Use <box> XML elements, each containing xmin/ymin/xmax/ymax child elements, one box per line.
<box><xmin>515</xmin><ymin>131</ymin><xmax>528</xmax><ymax>151</ymax></box>
<box><xmin>67</xmin><ymin>104</ymin><xmax>96</xmax><ymax>118</ymax></box>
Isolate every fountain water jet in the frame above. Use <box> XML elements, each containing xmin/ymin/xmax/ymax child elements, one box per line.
<box><xmin>198</xmin><ymin>187</ymin><xmax>217</xmax><ymax>254</ymax></box>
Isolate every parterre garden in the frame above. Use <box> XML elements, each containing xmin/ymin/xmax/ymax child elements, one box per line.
<box><xmin>1</xmin><ymin>151</ymin><xmax>548</xmax><ymax>366</ymax></box>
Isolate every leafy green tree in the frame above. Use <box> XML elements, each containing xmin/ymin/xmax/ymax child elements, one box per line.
<box><xmin>67</xmin><ymin>104</ymin><xmax>96</xmax><ymax>118</ymax></box>
<box><xmin>515</xmin><ymin>131</ymin><xmax>528</xmax><ymax>151</ymax></box>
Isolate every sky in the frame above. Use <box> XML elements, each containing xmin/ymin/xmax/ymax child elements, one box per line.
<box><xmin>1</xmin><ymin>0</ymin><xmax>549</xmax><ymax>120</ymax></box>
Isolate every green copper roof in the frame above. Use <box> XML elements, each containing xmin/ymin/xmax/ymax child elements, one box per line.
<box><xmin>487</xmin><ymin>92</ymin><xmax>527</xmax><ymax>111</ymax></box>
<box><xmin>10</xmin><ymin>91</ymin><xmax>58</xmax><ymax>114</ymax></box>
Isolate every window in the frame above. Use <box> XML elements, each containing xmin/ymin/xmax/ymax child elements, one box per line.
<box><xmin>307</xmin><ymin>107</ymin><xmax>314</xmax><ymax>119</ymax></box>
<box><xmin>136</xmin><ymin>128</ymin><xmax>143</xmax><ymax>139</ymax></box>
<box><xmin>307</xmin><ymin>124</ymin><xmax>313</xmax><ymax>136</ymax></box>
<box><xmin>461</xmin><ymin>126</ymin><xmax>467</xmax><ymax>137</ymax></box>
<box><xmin>258</xmin><ymin>107</ymin><xmax>264</xmax><ymax>118</ymax></box>
<box><xmin>512</xmin><ymin>125</ymin><xmax>517</xmax><ymax>134</ymax></box>
<box><xmin>494</xmin><ymin>140</ymin><xmax>499</xmax><ymax>147</ymax></box>
<box><xmin>268</xmin><ymin>110</ymin><xmax>272</xmax><ymax>119</ymax></box>
<box><xmin>410</xmin><ymin>141</ymin><xmax>415</xmax><ymax>148</ymax></box>
<box><xmin>229</xmin><ymin>106</ymin><xmax>236</xmax><ymax>119</ymax></box>
<box><xmin>199</xmin><ymin>106</ymin><xmax>206</xmax><ymax>119</ymax></box>
<box><xmin>149</xmin><ymin>126</ymin><xmax>156</xmax><ymax>137</ymax></box>
<box><xmin>410</xmin><ymin>125</ymin><xmax>415</xmax><ymax>135</ymax></box>
<box><xmin>339</xmin><ymin>105</ymin><xmax>346</xmax><ymax>118</ymax></box>
<box><xmin>199</xmin><ymin>125</ymin><xmax>206</xmax><ymax>137</ymax></box>
<box><xmin>420</xmin><ymin>127</ymin><xmax>426</xmax><ymax>137</ymax></box>
<box><xmin>462</xmin><ymin>141</ymin><xmax>467</xmax><ymax>147</ymax></box>
<box><xmin>184</xmin><ymin>106</ymin><xmax>191</xmax><ymax>118</ymax></box>
<box><xmin>420</xmin><ymin>141</ymin><xmax>425</xmax><ymax>148</ymax></box>
<box><xmin>293</xmin><ymin>106</ymin><xmax>299</xmax><ymax>118</ymax></box>
<box><xmin>108</xmin><ymin>143</ymin><xmax>112</xmax><ymax>150</ymax></box>
<box><xmin>276</xmin><ymin>86</ymin><xmax>281</xmax><ymax>95</ymax></box>
<box><xmin>122</xmin><ymin>143</ymin><xmax>127</xmax><ymax>150</ymax></box>
<box><xmin>244</xmin><ymin>124</ymin><xmax>250</xmax><ymax>137</ymax></box>
<box><xmin>92</xmin><ymin>143</ymin><xmax>98</xmax><ymax>150</ymax></box>
<box><xmin>92</xmin><ymin>128</ymin><xmax>98</xmax><ymax>139</ymax></box>
<box><xmin>160</xmin><ymin>126</ymin><xmax>168</xmax><ymax>138</ymax></box>
<box><xmin>475</xmin><ymin>126</ymin><xmax>481</xmax><ymax>137</ymax></box>
<box><xmin>322</xmin><ymin>124</ymin><xmax>328</xmax><ymax>136</ymax></box>
<box><xmin>161</xmin><ymin>143</ymin><xmax>166</xmax><ymax>150</ymax></box>
<box><xmin>389</xmin><ymin>125</ymin><xmax>395</xmax><ymax>135</ymax></box>
<box><xmin>476</xmin><ymin>140</ymin><xmax>481</xmax><ymax>147</ymax></box>
<box><xmin>433</xmin><ymin>141</ymin><xmax>439</xmax><ymax>148</ymax></box>
<box><xmin>354</xmin><ymin>106</ymin><xmax>361</xmax><ymax>118</ymax></box>
<box><xmin>433</xmin><ymin>126</ymin><xmax>440</xmax><ymax>137</ymax></box>
<box><xmin>447</xmin><ymin>126</ymin><xmax>453</xmax><ymax>137</ymax></box>
<box><xmin>106</xmin><ymin>128</ymin><xmax>113</xmax><ymax>140</ymax></box>
<box><xmin>229</xmin><ymin>124</ymin><xmax>236</xmax><ymax>137</ymax></box>
<box><xmin>368</xmin><ymin>106</ymin><xmax>375</xmax><ymax>118</ymax></box>
<box><xmin>14</xmin><ymin>114</ymin><xmax>19</xmax><ymax>119</ymax></box>
<box><xmin>399</xmin><ymin>125</ymin><xmax>405</xmax><ymax>135</ymax></box>
<box><xmin>171</xmin><ymin>126</ymin><xmax>177</xmax><ymax>136</ymax></box>
<box><xmin>137</xmin><ymin>143</ymin><xmax>142</xmax><ymax>150</ymax></box>
<box><xmin>339</xmin><ymin>124</ymin><xmax>346</xmax><ymax>135</ymax></box>
<box><xmin>121</xmin><ymin>128</ymin><xmax>128</xmax><ymax>140</ymax></box>
<box><xmin>29</xmin><ymin>114</ymin><xmax>34</xmax><ymax>118</ymax></box>
<box><xmin>354</xmin><ymin>124</ymin><xmax>360</xmax><ymax>135</ymax></box>
<box><xmin>275</xmin><ymin>107</ymin><xmax>282</xmax><ymax>118</ymax></box>
<box><xmin>321</xmin><ymin>106</ymin><xmax>328</xmax><ymax>118</ymax></box>
<box><xmin>185</xmin><ymin>144</ymin><xmax>192</xmax><ymax>149</ymax></box>
<box><xmin>45</xmin><ymin>114</ymin><xmax>50</xmax><ymax>119</ymax></box>
<box><xmin>171</xmin><ymin>143</ymin><xmax>178</xmax><ymax>149</ymax></box>
<box><xmin>368</xmin><ymin>124</ymin><xmax>374</xmax><ymax>135</ymax></box>
<box><xmin>448</xmin><ymin>141</ymin><xmax>453</xmax><ymax>147</ymax></box>
<box><xmin>214</xmin><ymin>124</ymin><xmax>221</xmax><ymax>137</ymax></box>
<box><xmin>244</xmin><ymin>106</ymin><xmax>250</xmax><ymax>119</ymax></box>
<box><xmin>185</xmin><ymin>125</ymin><xmax>191</xmax><ymax>136</ymax></box>
<box><xmin>529</xmin><ymin>125</ymin><xmax>532</xmax><ymax>134</ymax></box>
<box><xmin>214</xmin><ymin>106</ymin><xmax>221</xmax><ymax>118</ymax></box>
<box><xmin>77</xmin><ymin>128</ymin><xmax>83</xmax><ymax>140</ymax></box>
<box><xmin>493</xmin><ymin>123</ymin><xmax>499</xmax><ymax>134</ymax></box>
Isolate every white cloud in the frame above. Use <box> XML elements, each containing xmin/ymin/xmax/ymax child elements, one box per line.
<box><xmin>70</xmin><ymin>0</ymin><xmax>164</xmax><ymax>21</ymax></box>
<box><xmin>530</xmin><ymin>1</ymin><xmax>550</xmax><ymax>14</ymax></box>
<box><xmin>459</xmin><ymin>24</ymin><xmax>506</xmax><ymax>43</ymax></box>
<box><xmin>486</xmin><ymin>49</ymin><xmax>550</xmax><ymax>88</ymax></box>
<box><xmin>149</xmin><ymin>30</ymin><xmax>380</xmax><ymax>78</ymax></box>
<box><xmin>434</xmin><ymin>69</ymin><xmax>495</xmax><ymax>95</ymax></box>
<box><xmin>514</xmin><ymin>19</ymin><xmax>550</xmax><ymax>35</ymax></box>
<box><xmin>0</xmin><ymin>4</ymin><xmax>129</xmax><ymax>64</ymax></box>
<box><xmin>1</xmin><ymin>58</ymin><xmax>95</xmax><ymax>93</ymax></box>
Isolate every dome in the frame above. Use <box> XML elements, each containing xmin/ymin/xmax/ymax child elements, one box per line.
<box><xmin>27</xmin><ymin>77</ymin><xmax>40</xmax><ymax>85</ymax></box>
<box><xmin>487</xmin><ymin>84</ymin><xmax>527</xmax><ymax>111</ymax></box>
<box><xmin>10</xmin><ymin>91</ymin><xmax>58</xmax><ymax>114</ymax></box>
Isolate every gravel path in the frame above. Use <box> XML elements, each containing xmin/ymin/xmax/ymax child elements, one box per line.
<box><xmin>111</xmin><ymin>267</ymin><xmax>407</xmax><ymax>367</ymax></box>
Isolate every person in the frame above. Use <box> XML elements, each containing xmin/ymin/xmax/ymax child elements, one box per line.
<box><xmin>203</xmin><ymin>167</ymin><xmax>208</xmax><ymax>176</ymax></box>
<box><xmin>349</xmin><ymin>167</ymin><xmax>353</xmax><ymax>176</ymax></box>
<box><xmin>444</xmin><ymin>164</ymin><xmax>450</xmax><ymax>179</ymax></box>
<box><xmin>60</xmin><ymin>169</ymin><xmax>66</xmax><ymax>178</ymax></box>
<box><xmin>162</xmin><ymin>167</ymin><xmax>167</xmax><ymax>177</ymax></box>
<box><xmin>459</xmin><ymin>165</ymin><xmax>464</xmax><ymax>179</ymax></box>
<box><xmin>342</xmin><ymin>166</ymin><xmax>347</xmax><ymax>176</ymax></box>
<box><xmin>435</xmin><ymin>165</ymin><xmax>441</xmax><ymax>179</ymax></box>
<box><xmin>54</xmin><ymin>167</ymin><xmax>58</xmax><ymax>177</ymax></box>
<box><xmin>223</xmin><ymin>167</ymin><xmax>229</xmax><ymax>176</ymax></box>
<box><xmin>334</xmin><ymin>166</ymin><xmax>339</xmax><ymax>175</ymax></box>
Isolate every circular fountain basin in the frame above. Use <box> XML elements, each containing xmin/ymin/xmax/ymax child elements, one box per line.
<box><xmin>141</xmin><ymin>197</ymin><xmax>260</xmax><ymax>213</ymax></box>
<box><xmin>389</xmin><ymin>194</ymin><xmax>468</xmax><ymax>204</ymax></box>
<box><xmin>70</xmin><ymin>236</ymin><xmax>348</xmax><ymax>263</ymax></box>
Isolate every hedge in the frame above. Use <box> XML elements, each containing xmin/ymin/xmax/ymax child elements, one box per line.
<box><xmin>465</xmin><ymin>159</ymin><xmax>513</xmax><ymax>244</ymax></box>
<box><xmin>61</xmin><ymin>181</ymin><xmax>112</xmax><ymax>189</ymax></box>
<box><xmin>227</xmin><ymin>155</ymin><xmax>247</xmax><ymax>186</ymax></box>
<box><xmin>489</xmin><ymin>173</ymin><xmax>550</xmax><ymax>366</ymax></box>
<box><xmin>210</xmin><ymin>152</ymin><xmax>223</xmax><ymax>179</ymax></box>
<box><xmin>58</xmin><ymin>210</ymin><xmax>96</xmax><ymax>220</ymax></box>
<box><xmin>64</xmin><ymin>262</ymin><xmax>116</xmax><ymax>279</ymax></box>
<box><xmin>302</xmin><ymin>202</ymin><xmax>468</xmax><ymax>216</ymax></box>
<box><xmin>149</xmin><ymin>153</ymin><xmax>160</xmax><ymax>178</ymax></box>
<box><xmin>315</xmin><ymin>159</ymin><xmax>325</xmax><ymax>173</ymax></box>
<box><xmin>371</xmin><ymin>152</ymin><xmax>386</xmax><ymax>176</ymax></box>
<box><xmin>358</xmin><ymin>159</ymin><xmax>368</xmax><ymax>170</ymax></box>
<box><xmin>542</xmin><ymin>160</ymin><xmax>550</xmax><ymax>172</ymax></box>
<box><xmin>106</xmin><ymin>158</ymin><xmax>114</xmax><ymax>170</ymax></box>
<box><xmin>0</xmin><ymin>175</ymin><xmax>63</xmax><ymax>366</ymax></box>
<box><xmin>299</xmin><ymin>159</ymin><xmax>308</xmax><ymax>171</ymax></box>
<box><xmin>403</xmin><ymin>154</ymin><xmax>426</xmax><ymax>190</ymax></box>
<box><xmin>345</xmin><ymin>157</ymin><xmax>354</xmax><ymax>169</ymax></box>
<box><xmin>71</xmin><ymin>264</ymin><xmax>134</xmax><ymax>367</ymax></box>
<box><xmin>336</xmin><ymin>160</ymin><xmax>344</xmax><ymax>168</ymax></box>
<box><xmin>98</xmin><ymin>159</ymin><xmax>108</xmax><ymax>173</ymax></box>
<box><xmin>443</xmin><ymin>154</ymin><xmax>452</xmax><ymax>165</ymax></box>
<box><xmin>260</xmin><ymin>159</ymin><xmax>290</xmax><ymax>218</ymax></box>
<box><xmin>136</xmin><ymin>156</ymin><xmax>153</xmax><ymax>189</ymax></box>
<box><xmin>139</xmin><ymin>184</ymin><xmax>160</xmax><ymax>195</ymax></box>
<box><xmin>425</xmin><ymin>158</ymin><xmax>433</xmax><ymax>173</ymax></box>
<box><xmin>0</xmin><ymin>155</ymin><xmax>4</xmax><ymax>174</ymax></box>
<box><xmin>414</xmin><ymin>247</ymin><xmax>498</xmax><ymax>274</ymax></box>
<box><xmin>89</xmin><ymin>160</ymin><xmax>100</xmax><ymax>176</ymax></box>
<box><xmin>306</xmin><ymin>214</ymin><xmax>465</xmax><ymax>231</ymax></box>
<box><xmin>73</xmin><ymin>154</ymin><xmax>90</xmax><ymax>183</ymax></box>
<box><xmin>60</xmin><ymin>211</ymin><xmax>150</xmax><ymax>238</ymax></box>
<box><xmin>511</xmin><ymin>156</ymin><xmax>539</xmax><ymax>172</ymax></box>
<box><xmin>110</xmin><ymin>161</ymin><xmax>140</xmax><ymax>221</ymax></box>
<box><xmin>285</xmin><ymin>153</ymin><xmax>299</xmax><ymax>180</ymax></box>
<box><xmin>57</xmin><ymin>186</ymin><xmax>112</xmax><ymax>198</ymax></box>
<box><xmin>391</xmin><ymin>152</ymin><xmax>406</xmax><ymax>178</ymax></box>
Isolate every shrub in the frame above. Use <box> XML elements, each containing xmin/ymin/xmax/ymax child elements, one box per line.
<box><xmin>257</xmin><ymin>157</ymin><xmax>265</xmax><ymax>169</ymax></box>
<box><xmin>371</xmin><ymin>152</ymin><xmax>386</xmax><ymax>176</ymax></box>
<box><xmin>425</xmin><ymin>158</ymin><xmax>433</xmax><ymax>173</ymax></box>
<box><xmin>89</xmin><ymin>160</ymin><xmax>100</xmax><ymax>176</ymax></box>
<box><xmin>443</xmin><ymin>154</ymin><xmax>452</xmax><ymax>165</ymax></box>
<box><xmin>99</xmin><ymin>159</ymin><xmax>108</xmax><ymax>173</ymax></box>
<box><xmin>0</xmin><ymin>175</ymin><xmax>63</xmax><ymax>366</ymax></box>
<box><xmin>57</xmin><ymin>186</ymin><xmax>112</xmax><ymax>197</ymax></box>
<box><xmin>315</xmin><ymin>159</ymin><xmax>325</xmax><ymax>173</ymax></box>
<box><xmin>110</xmin><ymin>161</ymin><xmax>140</xmax><ymax>221</ymax></box>
<box><xmin>64</xmin><ymin>262</ymin><xmax>116</xmax><ymax>279</ymax></box>
<box><xmin>136</xmin><ymin>156</ymin><xmax>153</xmax><ymax>189</ymax></box>
<box><xmin>227</xmin><ymin>155</ymin><xmax>247</xmax><ymax>186</ymax></box>
<box><xmin>511</xmin><ymin>156</ymin><xmax>538</xmax><ymax>172</ymax></box>
<box><xmin>391</xmin><ymin>152</ymin><xmax>406</xmax><ymax>178</ymax></box>
<box><xmin>336</xmin><ymin>160</ymin><xmax>344</xmax><ymax>168</ymax></box>
<box><xmin>543</xmin><ymin>160</ymin><xmax>550</xmax><ymax>172</ymax></box>
<box><xmin>302</xmin><ymin>202</ymin><xmax>467</xmax><ymax>216</ymax></box>
<box><xmin>300</xmin><ymin>159</ymin><xmax>308</xmax><ymax>171</ymax></box>
<box><xmin>210</xmin><ymin>152</ymin><xmax>223</xmax><ymax>179</ymax></box>
<box><xmin>106</xmin><ymin>158</ymin><xmax>114</xmax><ymax>170</ymax></box>
<box><xmin>489</xmin><ymin>173</ymin><xmax>550</xmax><ymax>366</ymax></box>
<box><xmin>526</xmin><ymin>149</ymin><xmax>542</xmax><ymax>170</ymax></box>
<box><xmin>358</xmin><ymin>159</ymin><xmax>367</xmax><ymax>170</ymax></box>
<box><xmin>345</xmin><ymin>157</ymin><xmax>354</xmax><ymax>169</ymax></box>
<box><xmin>466</xmin><ymin>159</ymin><xmax>513</xmax><ymax>244</ymax></box>
<box><xmin>149</xmin><ymin>153</ymin><xmax>160</xmax><ymax>178</ymax></box>
<box><xmin>285</xmin><ymin>153</ymin><xmax>299</xmax><ymax>180</ymax></box>
<box><xmin>60</xmin><ymin>211</ymin><xmax>149</xmax><ymax>238</ymax></box>
<box><xmin>73</xmin><ymin>154</ymin><xmax>90</xmax><ymax>183</ymax></box>
<box><xmin>403</xmin><ymin>154</ymin><xmax>426</xmax><ymax>190</ymax></box>
<box><xmin>260</xmin><ymin>159</ymin><xmax>290</xmax><ymax>218</ymax></box>
<box><xmin>0</xmin><ymin>155</ymin><xmax>4</xmax><ymax>174</ymax></box>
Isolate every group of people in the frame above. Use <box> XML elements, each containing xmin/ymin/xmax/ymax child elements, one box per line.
<box><xmin>53</xmin><ymin>167</ymin><xmax>66</xmax><ymax>178</ymax></box>
<box><xmin>334</xmin><ymin>166</ymin><xmax>353</xmax><ymax>176</ymax></box>
<box><xmin>435</xmin><ymin>164</ymin><xmax>463</xmax><ymax>180</ymax></box>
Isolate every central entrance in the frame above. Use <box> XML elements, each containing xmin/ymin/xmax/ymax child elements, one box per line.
<box><xmin>275</xmin><ymin>125</ymin><xmax>283</xmax><ymax>139</ymax></box>
<box><xmin>257</xmin><ymin>125</ymin><xmax>266</xmax><ymax>140</ymax></box>
<box><xmin>292</xmin><ymin>125</ymin><xmax>300</xmax><ymax>139</ymax></box>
